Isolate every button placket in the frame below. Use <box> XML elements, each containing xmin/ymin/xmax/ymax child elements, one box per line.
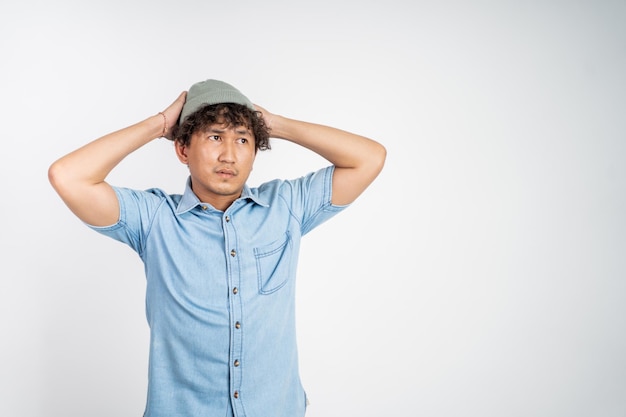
<box><xmin>224</xmin><ymin>210</ymin><xmax>244</xmax><ymax>411</ymax></box>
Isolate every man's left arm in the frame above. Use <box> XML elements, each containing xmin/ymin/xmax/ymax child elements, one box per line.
<box><xmin>255</xmin><ymin>105</ymin><xmax>386</xmax><ymax>205</ymax></box>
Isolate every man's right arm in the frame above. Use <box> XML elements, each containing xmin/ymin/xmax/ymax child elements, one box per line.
<box><xmin>48</xmin><ymin>91</ymin><xmax>186</xmax><ymax>227</ymax></box>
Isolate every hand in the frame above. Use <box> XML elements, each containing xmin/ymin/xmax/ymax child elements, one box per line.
<box><xmin>253</xmin><ymin>104</ymin><xmax>275</xmax><ymax>132</ymax></box>
<box><xmin>162</xmin><ymin>91</ymin><xmax>187</xmax><ymax>140</ymax></box>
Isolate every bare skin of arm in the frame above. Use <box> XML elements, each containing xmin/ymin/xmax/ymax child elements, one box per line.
<box><xmin>48</xmin><ymin>92</ymin><xmax>187</xmax><ymax>226</ymax></box>
<box><xmin>255</xmin><ymin>105</ymin><xmax>386</xmax><ymax>205</ymax></box>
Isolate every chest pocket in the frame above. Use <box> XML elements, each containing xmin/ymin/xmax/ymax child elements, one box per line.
<box><xmin>254</xmin><ymin>232</ymin><xmax>293</xmax><ymax>294</ymax></box>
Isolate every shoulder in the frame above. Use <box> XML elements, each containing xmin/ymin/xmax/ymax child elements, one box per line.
<box><xmin>253</xmin><ymin>166</ymin><xmax>334</xmax><ymax>195</ymax></box>
<box><xmin>112</xmin><ymin>185</ymin><xmax>182</xmax><ymax>211</ymax></box>
<box><xmin>247</xmin><ymin>166</ymin><xmax>335</xmax><ymax>209</ymax></box>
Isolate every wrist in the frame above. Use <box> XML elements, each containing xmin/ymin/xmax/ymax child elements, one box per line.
<box><xmin>142</xmin><ymin>114</ymin><xmax>167</xmax><ymax>140</ymax></box>
<box><xmin>157</xmin><ymin>112</ymin><xmax>168</xmax><ymax>138</ymax></box>
<box><xmin>268</xmin><ymin>114</ymin><xmax>290</xmax><ymax>139</ymax></box>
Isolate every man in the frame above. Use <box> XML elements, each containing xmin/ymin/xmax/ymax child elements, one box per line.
<box><xmin>49</xmin><ymin>79</ymin><xmax>386</xmax><ymax>417</ymax></box>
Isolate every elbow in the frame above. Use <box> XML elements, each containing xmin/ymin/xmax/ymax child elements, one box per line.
<box><xmin>47</xmin><ymin>160</ymin><xmax>61</xmax><ymax>190</ymax></box>
<box><xmin>357</xmin><ymin>141</ymin><xmax>386</xmax><ymax>184</ymax></box>
<box><xmin>48</xmin><ymin>158</ymin><xmax>71</xmax><ymax>194</ymax></box>
<box><xmin>378</xmin><ymin>142</ymin><xmax>387</xmax><ymax>166</ymax></box>
<box><xmin>372</xmin><ymin>141</ymin><xmax>387</xmax><ymax>176</ymax></box>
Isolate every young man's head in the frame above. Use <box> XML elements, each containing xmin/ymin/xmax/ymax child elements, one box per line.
<box><xmin>172</xmin><ymin>79</ymin><xmax>270</xmax><ymax>151</ymax></box>
<box><xmin>171</xmin><ymin>80</ymin><xmax>270</xmax><ymax>210</ymax></box>
<box><xmin>173</xmin><ymin>102</ymin><xmax>270</xmax><ymax>151</ymax></box>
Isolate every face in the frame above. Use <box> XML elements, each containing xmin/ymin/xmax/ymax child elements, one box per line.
<box><xmin>176</xmin><ymin>122</ymin><xmax>256</xmax><ymax>211</ymax></box>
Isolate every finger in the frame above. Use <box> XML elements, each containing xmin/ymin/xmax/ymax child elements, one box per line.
<box><xmin>173</xmin><ymin>91</ymin><xmax>187</xmax><ymax>106</ymax></box>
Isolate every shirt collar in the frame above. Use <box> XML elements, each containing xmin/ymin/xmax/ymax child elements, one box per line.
<box><xmin>176</xmin><ymin>177</ymin><xmax>269</xmax><ymax>214</ymax></box>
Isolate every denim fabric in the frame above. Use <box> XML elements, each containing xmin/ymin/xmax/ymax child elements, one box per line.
<box><xmin>89</xmin><ymin>166</ymin><xmax>346</xmax><ymax>417</ymax></box>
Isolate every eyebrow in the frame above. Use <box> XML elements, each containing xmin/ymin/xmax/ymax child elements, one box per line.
<box><xmin>207</xmin><ymin>127</ymin><xmax>251</xmax><ymax>135</ymax></box>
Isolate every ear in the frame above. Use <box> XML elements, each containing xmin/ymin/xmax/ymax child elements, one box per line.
<box><xmin>175</xmin><ymin>140</ymin><xmax>188</xmax><ymax>165</ymax></box>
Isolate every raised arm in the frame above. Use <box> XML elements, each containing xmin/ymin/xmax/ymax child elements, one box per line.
<box><xmin>48</xmin><ymin>91</ymin><xmax>187</xmax><ymax>226</ymax></box>
<box><xmin>255</xmin><ymin>105</ymin><xmax>386</xmax><ymax>205</ymax></box>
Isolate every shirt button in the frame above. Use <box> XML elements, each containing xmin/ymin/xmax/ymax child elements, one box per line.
<box><xmin>201</xmin><ymin>206</ymin><xmax>208</xmax><ymax>211</ymax></box>
<box><xmin>225</xmin><ymin>215</ymin><xmax>230</xmax><ymax>222</ymax></box>
<box><xmin>234</xmin><ymin>391</ymin><xmax>239</xmax><ymax>399</ymax></box>
<box><xmin>234</xmin><ymin>359</ymin><xmax>240</xmax><ymax>367</ymax></box>
<box><xmin>235</xmin><ymin>321</ymin><xmax>241</xmax><ymax>329</ymax></box>
<box><xmin>230</xmin><ymin>249</ymin><xmax>236</xmax><ymax>257</ymax></box>
<box><xmin>233</xmin><ymin>287</ymin><xmax>238</xmax><ymax>295</ymax></box>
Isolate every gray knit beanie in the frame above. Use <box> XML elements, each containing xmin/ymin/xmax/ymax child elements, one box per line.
<box><xmin>178</xmin><ymin>79</ymin><xmax>254</xmax><ymax>124</ymax></box>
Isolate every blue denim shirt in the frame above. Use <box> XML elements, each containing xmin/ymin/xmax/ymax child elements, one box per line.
<box><xmin>89</xmin><ymin>166</ymin><xmax>346</xmax><ymax>417</ymax></box>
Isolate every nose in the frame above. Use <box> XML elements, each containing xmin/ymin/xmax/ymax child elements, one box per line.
<box><xmin>218</xmin><ymin>140</ymin><xmax>235</xmax><ymax>162</ymax></box>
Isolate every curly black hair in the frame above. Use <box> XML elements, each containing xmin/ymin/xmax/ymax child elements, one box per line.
<box><xmin>172</xmin><ymin>103</ymin><xmax>271</xmax><ymax>152</ymax></box>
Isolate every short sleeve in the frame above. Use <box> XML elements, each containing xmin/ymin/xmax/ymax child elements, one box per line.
<box><xmin>282</xmin><ymin>165</ymin><xmax>350</xmax><ymax>235</ymax></box>
<box><xmin>87</xmin><ymin>186</ymin><xmax>166</xmax><ymax>254</ymax></box>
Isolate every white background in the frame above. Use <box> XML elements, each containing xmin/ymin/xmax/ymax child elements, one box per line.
<box><xmin>1</xmin><ymin>1</ymin><xmax>625</xmax><ymax>416</ymax></box>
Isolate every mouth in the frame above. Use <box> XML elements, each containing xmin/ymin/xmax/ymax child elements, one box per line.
<box><xmin>216</xmin><ymin>168</ymin><xmax>236</xmax><ymax>178</ymax></box>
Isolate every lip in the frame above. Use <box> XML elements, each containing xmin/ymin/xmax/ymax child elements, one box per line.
<box><xmin>216</xmin><ymin>168</ymin><xmax>236</xmax><ymax>177</ymax></box>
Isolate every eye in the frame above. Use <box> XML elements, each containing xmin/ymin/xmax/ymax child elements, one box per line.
<box><xmin>208</xmin><ymin>135</ymin><xmax>220</xmax><ymax>141</ymax></box>
<box><xmin>237</xmin><ymin>138</ymin><xmax>249</xmax><ymax>144</ymax></box>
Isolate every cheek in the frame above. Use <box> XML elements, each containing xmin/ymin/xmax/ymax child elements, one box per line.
<box><xmin>193</xmin><ymin>147</ymin><xmax>217</xmax><ymax>162</ymax></box>
<box><xmin>243</xmin><ymin>153</ymin><xmax>257</xmax><ymax>170</ymax></box>
<box><xmin>237</xmin><ymin>147</ymin><xmax>256</xmax><ymax>162</ymax></box>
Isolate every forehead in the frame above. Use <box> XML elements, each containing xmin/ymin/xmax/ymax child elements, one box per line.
<box><xmin>201</xmin><ymin>122</ymin><xmax>253</xmax><ymax>135</ymax></box>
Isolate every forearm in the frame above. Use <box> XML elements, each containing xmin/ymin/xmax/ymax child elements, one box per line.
<box><xmin>50</xmin><ymin>114</ymin><xmax>164</xmax><ymax>187</ymax></box>
<box><xmin>270</xmin><ymin>115</ymin><xmax>384</xmax><ymax>169</ymax></box>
